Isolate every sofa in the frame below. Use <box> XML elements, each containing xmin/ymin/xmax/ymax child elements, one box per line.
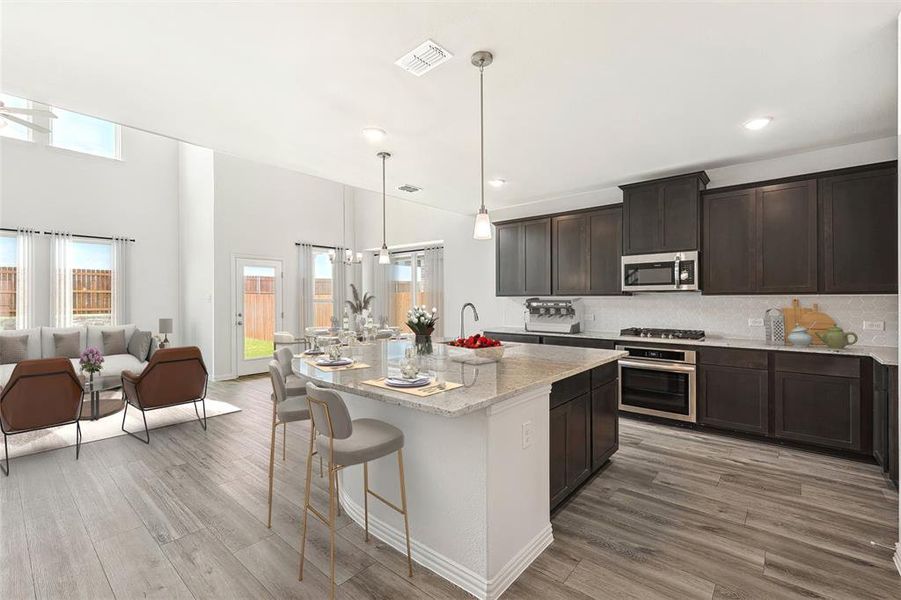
<box><xmin>0</xmin><ymin>324</ymin><xmax>158</xmax><ymax>387</ymax></box>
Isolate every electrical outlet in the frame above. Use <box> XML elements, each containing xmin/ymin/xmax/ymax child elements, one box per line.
<box><xmin>585</xmin><ymin>313</ymin><xmax>596</xmax><ymax>321</ymax></box>
<box><xmin>863</xmin><ymin>321</ymin><xmax>885</xmax><ymax>331</ymax></box>
<box><xmin>748</xmin><ymin>318</ymin><xmax>764</xmax><ymax>327</ymax></box>
<box><xmin>521</xmin><ymin>421</ymin><xmax>533</xmax><ymax>449</ymax></box>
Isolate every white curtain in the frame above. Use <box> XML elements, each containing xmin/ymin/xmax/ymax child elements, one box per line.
<box><xmin>111</xmin><ymin>236</ymin><xmax>130</xmax><ymax>325</ymax></box>
<box><xmin>422</xmin><ymin>245</ymin><xmax>445</xmax><ymax>335</ymax></box>
<box><xmin>368</xmin><ymin>252</ymin><xmax>393</xmax><ymax>327</ymax></box>
<box><xmin>332</xmin><ymin>246</ymin><xmax>348</xmax><ymax>326</ymax></box>
<box><xmin>50</xmin><ymin>231</ymin><xmax>73</xmax><ymax>327</ymax></box>
<box><xmin>15</xmin><ymin>228</ymin><xmax>36</xmax><ymax>329</ymax></box>
<box><xmin>297</xmin><ymin>243</ymin><xmax>315</xmax><ymax>332</ymax></box>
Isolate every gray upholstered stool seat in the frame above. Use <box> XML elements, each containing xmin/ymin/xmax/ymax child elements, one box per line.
<box><xmin>285</xmin><ymin>374</ymin><xmax>307</xmax><ymax>397</ymax></box>
<box><xmin>315</xmin><ymin>418</ymin><xmax>404</xmax><ymax>466</ymax></box>
<box><xmin>276</xmin><ymin>395</ymin><xmax>311</xmax><ymax>422</ymax></box>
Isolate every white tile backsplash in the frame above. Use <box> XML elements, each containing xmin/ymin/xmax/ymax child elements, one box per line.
<box><xmin>499</xmin><ymin>294</ymin><xmax>899</xmax><ymax>347</ymax></box>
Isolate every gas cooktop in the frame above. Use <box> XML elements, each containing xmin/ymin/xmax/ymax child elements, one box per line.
<box><xmin>620</xmin><ymin>327</ymin><xmax>706</xmax><ymax>341</ymax></box>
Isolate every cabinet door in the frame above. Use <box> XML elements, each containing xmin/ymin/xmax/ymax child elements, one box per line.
<box><xmin>889</xmin><ymin>366</ymin><xmax>899</xmax><ymax>486</ymax></box>
<box><xmin>702</xmin><ymin>188</ymin><xmax>757</xmax><ymax>294</ymax></box>
<box><xmin>622</xmin><ymin>184</ymin><xmax>660</xmax><ymax>255</ymax></box>
<box><xmin>774</xmin><ymin>372</ymin><xmax>860</xmax><ymax>451</ymax></box>
<box><xmin>485</xmin><ymin>332</ymin><xmax>539</xmax><ymax>344</ymax></box>
<box><xmin>698</xmin><ymin>365</ymin><xmax>768</xmax><ymax>435</ymax></box>
<box><xmin>757</xmin><ymin>180</ymin><xmax>818</xmax><ymax>293</ymax></box>
<box><xmin>495</xmin><ymin>223</ymin><xmax>524</xmax><ymax>296</ymax></box>
<box><xmin>873</xmin><ymin>365</ymin><xmax>887</xmax><ymax>469</ymax></box>
<box><xmin>549</xmin><ymin>402</ymin><xmax>569</xmax><ymax>508</ymax></box>
<box><xmin>587</xmin><ymin>206</ymin><xmax>623</xmax><ymax>294</ymax></box>
<box><xmin>553</xmin><ymin>214</ymin><xmax>588</xmax><ymax>294</ymax></box>
<box><xmin>591</xmin><ymin>380</ymin><xmax>619</xmax><ymax>470</ymax></box>
<box><xmin>661</xmin><ymin>177</ymin><xmax>699</xmax><ymax>251</ymax></box>
<box><xmin>567</xmin><ymin>394</ymin><xmax>592</xmax><ymax>489</ymax></box>
<box><xmin>819</xmin><ymin>167</ymin><xmax>897</xmax><ymax>293</ymax></box>
<box><xmin>523</xmin><ymin>218</ymin><xmax>552</xmax><ymax>295</ymax></box>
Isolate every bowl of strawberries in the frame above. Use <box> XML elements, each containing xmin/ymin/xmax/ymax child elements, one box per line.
<box><xmin>446</xmin><ymin>333</ymin><xmax>505</xmax><ymax>364</ymax></box>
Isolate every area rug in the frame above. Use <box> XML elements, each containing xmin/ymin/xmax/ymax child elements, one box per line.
<box><xmin>6</xmin><ymin>399</ymin><xmax>241</xmax><ymax>460</ymax></box>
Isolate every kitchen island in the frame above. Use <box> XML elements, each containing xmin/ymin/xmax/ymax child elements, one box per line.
<box><xmin>294</xmin><ymin>340</ymin><xmax>624</xmax><ymax>600</ymax></box>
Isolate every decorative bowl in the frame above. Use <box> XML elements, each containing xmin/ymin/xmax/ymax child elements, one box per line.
<box><xmin>445</xmin><ymin>343</ymin><xmax>506</xmax><ymax>364</ymax></box>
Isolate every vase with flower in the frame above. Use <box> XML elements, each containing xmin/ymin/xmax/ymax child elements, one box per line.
<box><xmin>79</xmin><ymin>346</ymin><xmax>104</xmax><ymax>385</ymax></box>
<box><xmin>406</xmin><ymin>305</ymin><xmax>439</xmax><ymax>355</ymax></box>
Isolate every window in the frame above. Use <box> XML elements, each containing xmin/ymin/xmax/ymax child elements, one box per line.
<box><xmin>390</xmin><ymin>251</ymin><xmax>427</xmax><ymax>327</ymax></box>
<box><xmin>51</xmin><ymin>107</ymin><xmax>120</xmax><ymax>159</ymax></box>
<box><xmin>0</xmin><ymin>235</ymin><xmax>16</xmax><ymax>330</ymax></box>
<box><xmin>313</xmin><ymin>249</ymin><xmax>334</xmax><ymax>327</ymax></box>
<box><xmin>0</xmin><ymin>93</ymin><xmax>32</xmax><ymax>142</ymax></box>
<box><xmin>70</xmin><ymin>240</ymin><xmax>113</xmax><ymax>326</ymax></box>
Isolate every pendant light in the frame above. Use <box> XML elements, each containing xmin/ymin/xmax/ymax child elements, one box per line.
<box><xmin>472</xmin><ymin>50</ymin><xmax>493</xmax><ymax>241</ymax></box>
<box><xmin>377</xmin><ymin>151</ymin><xmax>391</xmax><ymax>264</ymax></box>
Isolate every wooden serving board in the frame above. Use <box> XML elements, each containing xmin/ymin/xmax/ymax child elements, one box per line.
<box><xmin>781</xmin><ymin>298</ymin><xmax>836</xmax><ymax>345</ymax></box>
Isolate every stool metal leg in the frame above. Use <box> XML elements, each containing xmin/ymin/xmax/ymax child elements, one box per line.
<box><xmin>328</xmin><ymin>462</ymin><xmax>337</xmax><ymax>600</ymax></box>
<box><xmin>398</xmin><ymin>449</ymin><xmax>413</xmax><ymax>577</ymax></box>
<box><xmin>282</xmin><ymin>422</ymin><xmax>287</xmax><ymax>461</ymax></box>
<box><xmin>298</xmin><ymin>421</ymin><xmax>315</xmax><ymax>581</ymax></box>
<box><xmin>267</xmin><ymin>418</ymin><xmax>277</xmax><ymax>529</ymax></box>
<box><xmin>363</xmin><ymin>461</ymin><xmax>370</xmax><ymax>542</ymax></box>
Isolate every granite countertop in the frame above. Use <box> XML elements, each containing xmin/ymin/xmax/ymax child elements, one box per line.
<box><xmin>483</xmin><ymin>326</ymin><xmax>899</xmax><ymax>366</ymax></box>
<box><xmin>293</xmin><ymin>340</ymin><xmax>625</xmax><ymax>417</ymax></box>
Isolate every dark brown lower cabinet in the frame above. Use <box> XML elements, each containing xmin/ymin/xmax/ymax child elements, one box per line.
<box><xmin>873</xmin><ymin>364</ymin><xmax>888</xmax><ymax>469</ymax></box>
<box><xmin>542</xmin><ymin>336</ymin><xmax>616</xmax><ymax>350</ymax></box>
<box><xmin>549</xmin><ymin>393</ymin><xmax>591</xmax><ymax>510</ymax></box>
<box><xmin>486</xmin><ymin>332</ymin><xmax>540</xmax><ymax>344</ymax></box>
<box><xmin>591</xmin><ymin>380</ymin><xmax>619</xmax><ymax>469</ymax></box>
<box><xmin>698</xmin><ymin>365</ymin><xmax>768</xmax><ymax>434</ymax></box>
<box><xmin>774</xmin><ymin>371</ymin><xmax>861</xmax><ymax>451</ymax></box>
<box><xmin>889</xmin><ymin>366</ymin><xmax>899</xmax><ymax>486</ymax></box>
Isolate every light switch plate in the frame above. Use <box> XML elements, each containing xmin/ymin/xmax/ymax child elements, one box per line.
<box><xmin>863</xmin><ymin>321</ymin><xmax>885</xmax><ymax>331</ymax></box>
<box><xmin>521</xmin><ymin>421</ymin><xmax>533</xmax><ymax>449</ymax></box>
<box><xmin>748</xmin><ymin>318</ymin><xmax>764</xmax><ymax>327</ymax></box>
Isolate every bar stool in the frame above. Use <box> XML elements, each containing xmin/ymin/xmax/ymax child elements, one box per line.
<box><xmin>273</xmin><ymin>347</ymin><xmax>307</xmax><ymax>397</ymax></box>
<box><xmin>300</xmin><ymin>382</ymin><xmax>413</xmax><ymax>598</ymax></box>
<box><xmin>266</xmin><ymin>360</ymin><xmax>312</xmax><ymax>529</ymax></box>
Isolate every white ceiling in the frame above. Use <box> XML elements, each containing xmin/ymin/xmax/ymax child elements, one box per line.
<box><xmin>2</xmin><ymin>2</ymin><xmax>898</xmax><ymax>214</ymax></box>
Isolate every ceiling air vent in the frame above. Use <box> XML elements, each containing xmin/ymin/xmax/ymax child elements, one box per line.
<box><xmin>394</xmin><ymin>39</ymin><xmax>453</xmax><ymax>76</ymax></box>
<box><xmin>398</xmin><ymin>184</ymin><xmax>422</xmax><ymax>193</ymax></box>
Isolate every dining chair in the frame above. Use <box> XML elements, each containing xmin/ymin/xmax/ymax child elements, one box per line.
<box><xmin>300</xmin><ymin>382</ymin><xmax>413</xmax><ymax>598</ymax></box>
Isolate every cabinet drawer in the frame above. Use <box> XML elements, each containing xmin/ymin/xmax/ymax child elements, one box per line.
<box><xmin>543</xmin><ymin>336</ymin><xmax>614</xmax><ymax>349</ymax></box>
<box><xmin>774</xmin><ymin>352</ymin><xmax>860</xmax><ymax>378</ymax></box>
<box><xmin>550</xmin><ymin>371</ymin><xmax>591</xmax><ymax>408</ymax></box>
<box><xmin>699</xmin><ymin>347</ymin><xmax>768</xmax><ymax>369</ymax></box>
<box><xmin>591</xmin><ymin>362</ymin><xmax>617</xmax><ymax>388</ymax></box>
<box><xmin>486</xmin><ymin>332</ymin><xmax>539</xmax><ymax>344</ymax></box>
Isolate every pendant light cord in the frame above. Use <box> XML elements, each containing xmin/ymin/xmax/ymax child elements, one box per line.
<box><xmin>382</xmin><ymin>153</ymin><xmax>387</xmax><ymax>246</ymax></box>
<box><xmin>479</xmin><ymin>62</ymin><xmax>485</xmax><ymax>212</ymax></box>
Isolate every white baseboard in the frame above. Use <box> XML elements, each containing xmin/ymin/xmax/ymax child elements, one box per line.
<box><xmin>211</xmin><ymin>373</ymin><xmax>237</xmax><ymax>382</ymax></box>
<box><xmin>894</xmin><ymin>544</ymin><xmax>901</xmax><ymax>577</ymax></box>
<box><xmin>339</xmin><ymin>487</ymin><xmax>552</xmax><ymax>599</ymax></box>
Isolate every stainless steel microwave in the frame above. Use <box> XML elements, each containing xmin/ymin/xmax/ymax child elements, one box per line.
<box><xmin>622</xmin><ymin>251</ymin><xmax>699</xmax><ymax>292</ymax></box>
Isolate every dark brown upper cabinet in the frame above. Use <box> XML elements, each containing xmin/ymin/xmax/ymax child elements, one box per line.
<box><xmin>702</xmin><ymin>179</ymin><xmax>818</xmax><ymax>294</ymax></box>
<box><xmin>552</xmin><ymin>214</ymin><xmax>588</xmax><ymax>294</ymax></box>
<box><xmin>620</xmin><ymin>172</ymin><xmax>709</xmax><ymax>255</ymax></box>
<box><xmin>819</xmin><ymin>165</ymin><xmax>898</xmax><ymax>294</ymax></box>
<box><xmin>757</xmin><ymin>180</ymin><xmax>818</xmax><ymax>294</ymax></box>
<box><xmin>552</xmin><ymin>205</ymin><xmax>623</xmax><ymax>295</ymax></box>
<box><xmin>495</xmin><ymin>218</ymin><xmax>551</xmax><ymax>296</ymax></box>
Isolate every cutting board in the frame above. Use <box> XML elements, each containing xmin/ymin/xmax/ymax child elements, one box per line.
<box><xmin>782</xmin><ymin>298</ymin><xmax>836</xmax><ymax>345</ymax></box>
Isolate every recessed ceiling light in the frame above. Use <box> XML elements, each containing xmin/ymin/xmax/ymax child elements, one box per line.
<box><xmin>488</xmin><ymin>178</ymin><xmax>506</xmax><ymax>188</ymax></box>
<box><xmin>743</xmin><ymin>117</ymin><xmax>772</xmax><ymax>131</ymax></box>
<box><xmin>362</xmin><ymin>127</ymin><xmax>386</xmax><ymax>143</ymax></box>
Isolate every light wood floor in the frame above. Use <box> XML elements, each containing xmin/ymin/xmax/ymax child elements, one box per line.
<box><xmin>1</xmin><ymin>375</ymin><xmax>899</xmax><ymax>600</ymax></box>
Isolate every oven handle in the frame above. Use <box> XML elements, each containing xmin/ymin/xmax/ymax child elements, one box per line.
<box><xmin>619</xmin><ymin>359</ymin><xmax>696</xmax><ymax>373</ymax></box>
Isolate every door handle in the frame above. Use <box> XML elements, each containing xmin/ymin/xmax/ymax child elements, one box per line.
<box><xmin>236</xmin><ymin>320</ymin><xmax>243</xmax><ymax>326</ymax></box>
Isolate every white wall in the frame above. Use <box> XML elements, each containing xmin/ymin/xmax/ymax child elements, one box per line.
<box><xmin>177</xmin><ymin>142</ymin><xmax>215</xmax><ymax>362</ymax></box>
<box><xmin>0</xmin><ymin>126</ymin><xmax>179</xmax><ymax>333</ymax></box>
<box><xmin>210</xmin><ymin>152</ymin><xmax>351</xmax><ymax>379</ymax></box>
<box><xmin>353</xmin><ymin>188</ymin><xmax>499</xmax><ymax>341</ymax></box>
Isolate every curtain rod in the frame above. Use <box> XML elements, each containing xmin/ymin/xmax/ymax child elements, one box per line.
<box><xmin>0</xmin><ymin>228</ymin><xmax>136</xmax><ymax>243</ymax></box>
<box><xmin>369</xmin><ymin>245</ymin><xmax>443</xmax><ymax>255</ymax></box>
<box><xmin>294</xmin><ymin>242</ymin><xmax>340</xmax><ymax>250</ymax></box>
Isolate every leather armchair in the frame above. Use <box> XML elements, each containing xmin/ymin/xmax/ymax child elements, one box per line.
<box><xmin>0</xmin><ymin>358</ymin><xmax>84</xmax><ymax>475</ymax></box>
<box><xmin>121</xmin><ymin>346</ymin><xmax>209</xmax><ymax>443</ymax></box>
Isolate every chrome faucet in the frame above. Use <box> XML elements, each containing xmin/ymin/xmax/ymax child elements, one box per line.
<box><xmin>461</xmin><ymin>302</ymin><xmax>480</xmax><ymax>339</ymax></box>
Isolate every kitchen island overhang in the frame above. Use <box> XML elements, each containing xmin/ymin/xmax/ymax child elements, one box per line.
<box><xmin>294</xmin><ymin>341</ymin><xmax>625</xmax><ymax>600</ymax></box>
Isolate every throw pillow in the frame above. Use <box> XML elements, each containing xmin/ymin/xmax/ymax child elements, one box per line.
<box><xmin>53</xmin><ymin>331</ymin><xmax>81</xmax><ymax>358</ymax></box>
<box><xmin>128</xmin><ymin>330</ymin><xmax>152</xmax><ymax>362</ymax></box>
<box><xmin>0</xmin><ymin>334</ymin><xmax>30</xmax><ymax>365</ymax></box>
<box><xmin>102</xmin><ymin>329</ymin><xmax>127</xmax><ymax>356</ymax></box>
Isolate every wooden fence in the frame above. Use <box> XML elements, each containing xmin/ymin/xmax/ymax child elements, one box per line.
<box><xmin>0</xmin><ymin>266</ymin><xmax>14</xmax><ymax>319</ymax></box>
<box><xmin>0</xmin><ymin>267</ymin><xmax>115</xmax><ymax>321</ymax></box>
<box><xmin>244</xmin><ymin>275</ymin><xmax>275</xmax><ymax>341</ymax></box>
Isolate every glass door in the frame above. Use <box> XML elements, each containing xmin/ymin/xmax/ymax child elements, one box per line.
<box><xmin>235</xmin><ymin>258</ymin><xmax>283</xmax><ymax>376</ymax></box>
